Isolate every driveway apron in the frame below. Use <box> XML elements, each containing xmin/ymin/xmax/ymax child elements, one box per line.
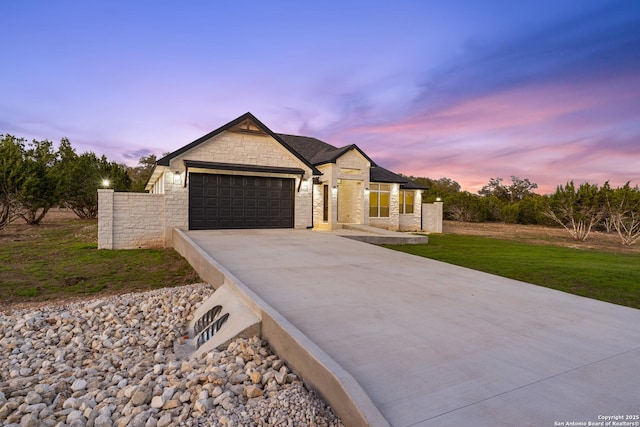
<box><xmin>186</xmin><ymin>229</ymin><xmax>640</xmax><ymax>427</ymax></box>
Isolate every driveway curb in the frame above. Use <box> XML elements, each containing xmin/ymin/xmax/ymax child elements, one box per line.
<box><xmin>173</xmin><ymin>228</ymin><xmax>391</xmax><ymax>427</ymax></box>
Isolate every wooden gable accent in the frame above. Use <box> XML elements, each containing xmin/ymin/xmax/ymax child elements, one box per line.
<box><xmin>229</xmin><ymin>118</ymin><xmax>266</xmax><ymax>135</ymax></box>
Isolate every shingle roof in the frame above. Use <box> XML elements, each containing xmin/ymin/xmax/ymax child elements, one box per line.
<box><xmin>275</xmin><ymin>134</ymin><xmax>336</xmax><ymax>164</ymax></box>
<box><xmin>279</xmin><ymin>134</ymin><xmax>426</xmax><ymax>189</ymax></box>
<box><xmin>276</xmin><ymin>134</ymin><xmax>376</xmax><ymax>166</ymax></box>
<box><xmin>369</xmin><ymin>166</ymin><xmax>408</xmax><ymax>183</ymax></box>
<box><xmin>368</xmin><ymin>167</ymin><xmax>425</xmax><ymax>189</ymax></box>
<box><xmin>152</xmin><ymin>113</ymin><xmax>425</xmax><ymax>190</ymax></box>
<box><xmin>156</xmin><ymin>113</ymin><xmax>319</xmax><ymax>174</ymax></box>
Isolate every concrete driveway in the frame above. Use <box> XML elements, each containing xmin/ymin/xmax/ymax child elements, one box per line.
<box><xmin>185</xmin><ymin>229</ymin><xmax>640</xmax><ymax>427</ymax></box>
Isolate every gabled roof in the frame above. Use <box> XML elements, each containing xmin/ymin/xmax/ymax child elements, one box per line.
<box><xmin>151</xmin><ymin>112</ymin><xmax>425</xmax><ymax>190</ymax></box>
<box><xmin>277</xmin><ymin>134</ymin><xmax>376</xmax><ymax>167</ymax></box>
<box><xmin>156</xmin><ymin>112</ymin><xmax>320</xmax><ymax>174</ymax></box>
<box><xmin>370</xmin><ymin>167</ymin><xmax>428</xmax><ymax>190</ymax></box>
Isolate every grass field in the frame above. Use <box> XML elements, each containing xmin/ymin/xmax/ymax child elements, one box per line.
<box><xmin>0</xmin><ymin>214</ymin><xmax>199</xmax><ymax>309</ymax></box>
<box><xmin>385</xmin><ymin>233</ymin><xmax>640</xmax><ymax>310</ymax></box>
<box><xmin>3</xmin><ymin>213</ymin><xmax>639</xmax><ymax>312</ymax></box>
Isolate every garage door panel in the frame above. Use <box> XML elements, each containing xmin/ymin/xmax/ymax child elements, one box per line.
<box><xmin>189</xmin><ymin>173</ymin><xmax>294</xmax><ymax>230</ymax></box>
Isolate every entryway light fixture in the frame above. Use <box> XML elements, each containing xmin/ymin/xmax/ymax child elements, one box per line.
<box><xmin>102</xmin><ymin>179</ymin><xmax>110</xmax><ymax>188</ymax></box>
<box><xmin>173</xmin><ymin>171</ymin><xmax>182</xmax><ymax>185</ymax></box>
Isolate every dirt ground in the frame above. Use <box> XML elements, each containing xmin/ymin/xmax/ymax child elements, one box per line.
<box><xmin>1</xmin><ymin>212</ymin><xmax>637</xmax><ymax>312</ymax></box>
<box><xmin>0</xmin><ymin>208</ymin><xmax>83</xmax><ymax>243</ymax></box>
<box><xmin>443</xmin><ymin>220</ymin><xmax>640</xmax><ymax>254</ymax></box>
<box><xmin>0</xmin><ymin>209</ymin><xmax>199</xmax><ymax>313</ymax></box>
<box><xmin>2</xmin><ymin>210</ymin><xmax>638</xmax><ymax>252</ymax></box>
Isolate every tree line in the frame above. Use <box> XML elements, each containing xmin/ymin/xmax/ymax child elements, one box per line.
<box><xmin>0</xmin><ymin>135</ymin><xmax>155</xmax><ymax>229</ymax></box>
<box><xmin>415</xmin><ymin>175</ymin><xmax>640</xmax><ymax>246</ymax></box>
<box><xmin>2</xmin><ymin>134</ymin><xmax>638</xmax><ymax>246</ymax></box>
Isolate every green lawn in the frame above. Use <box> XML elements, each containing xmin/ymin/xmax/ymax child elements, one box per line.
<box><xmin>0</xmin><ymin>218</ymin><xmax>199</xmax><ymax>308</ymax></box>
<box><xmin>384</xmin><ymin>234</ymin><xmax>640</xmax><ymax>310</ymax></box>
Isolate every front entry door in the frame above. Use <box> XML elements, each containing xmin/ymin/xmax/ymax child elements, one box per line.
<box><xmin>337</xmin><ymin>180</ymin><xmax>361</xmax><ymax>223</ymax></box>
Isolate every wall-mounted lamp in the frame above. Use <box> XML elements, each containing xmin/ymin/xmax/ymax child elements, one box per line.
<box><xmin>332</xmin><ymin>185</ymin><xmax>338</xmax><ymax>195</ymax></box>
<box><xmin>102</xmin><ymin>179</ymin><xmax>110</xmax><ymax>188</ymax></box>
<box><xmin>364</xmin><ymin>187</ymin><xmax>370</xmax><ymax>195</ymax></box>
<box><xmin>301</xmin><ymin>179</ymin><xmax>309</xmax><ymax>191</ymax></box>
<box><xmin>173</xmin><ymin>171</ymin><xmax>182</xmax><ymax>185</ymax></box>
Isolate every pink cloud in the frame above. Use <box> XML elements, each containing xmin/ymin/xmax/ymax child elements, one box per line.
<box><xmin>322</xmin><ymin>72</ymin><xmax>640</xmax><ymax>194</ymax></box>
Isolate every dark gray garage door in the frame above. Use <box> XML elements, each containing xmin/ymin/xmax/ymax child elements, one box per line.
<box><xmin>189</xmin><ymin>173</ymin><xmax>294</xmax><ymax>230</ymax></box>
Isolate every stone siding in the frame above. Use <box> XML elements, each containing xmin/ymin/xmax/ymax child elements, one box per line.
<box><xmin>169</xmin><ymin>132</ymin><xmax>310</xmax><ymax>175</ymax></box>
<box><xmin>313</xmin><ymin>164</ymin><xmax>337</xmax><ymax>230</ymax></box>
<box><xmin>399</xmin><ymin>190</ymin><xmax>422</xmax><ymax>231</ymax></box>
<box><xmin>336</xmin><ymin>151</ymin><xmax>369</xmax><ymax>225</ymax></box>
<box><xmin>169</xmin><ymin>131</ymin><xmax>313</xmax><ymax>229</ymax></box>
<box><xmin>422</xmin><ymin>201</ymin><xmax>444</xmax><ymax>233</ymax></box>
<box><xmin>98</xmin><ymin>190</ymin><xmax>166</xmax><ymax>249</ymax></box>
<box><xmin>369</xmin><ymin>183</ymin><xmax>401</xmax><ymax>231</ymax></box>
<box><xmin>97</xmin><ymin>189</ymin><xmax>114</xmax><ymax>249</ymax></box>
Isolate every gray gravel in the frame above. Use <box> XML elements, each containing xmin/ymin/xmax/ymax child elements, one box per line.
<box><xmin>0</xmin><ymin>284</ymin><xmax>344</xmax><ymax>426</ymax></box>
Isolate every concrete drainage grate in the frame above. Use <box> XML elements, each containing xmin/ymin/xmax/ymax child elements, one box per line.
<box><xmin>180</xmin><ymin>284</ymin><xmax>261</xmax><ymax>358</ymax></box>
<box><xmin>194</xmin><ymin>305</ymin><xmax>222</xmax><ymax>335</ymax></box>
<box><xmin>194</xmin><ymin>305</ymin><xmax>229</xmax><ymax>348</ymax></box>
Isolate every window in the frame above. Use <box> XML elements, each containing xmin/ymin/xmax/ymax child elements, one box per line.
<box><xmin>369</xmin><ymin>183</ymin><xmax>390</xmax><ymax>217</ymax></box>
<box><xmin>323</xmin><ymin>184</ymin><xmax>329</xmax><ymax>222</ymax></box>
<box><xmin>399</xmin><ymin>190</ymin><xmax>414</xmax><ymax>214</ymax></box>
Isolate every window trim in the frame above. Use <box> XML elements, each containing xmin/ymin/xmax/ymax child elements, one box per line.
<box><xmin>369</xmin><ymin>183</ymin><xmax>390</xmax><ymax>218</ymax></box>
<box><xmin>399</xmin><ymin>190</ymin><xmax>415</xmax><ymax>214</ymax></box>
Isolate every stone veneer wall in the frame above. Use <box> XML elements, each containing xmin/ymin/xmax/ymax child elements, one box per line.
<box><xmin>399</xmin><ymin>190</ymin><xmax>423</xmax><ymax>231</ymax></box>
<box><xmin>168</xmin><ymin>131</ymin><xmax>313</xmax><ymax>229</ymax></box>
<box><xmin>98</xmin><ymin>189</ymin><xmax>184</xmax><ymax>249</ymax></box>
<box><xmin>422</xmin><ymin>201</ymin><xmax>444</xmax><ymax>233</ymax></box>
<box><xmin>369</xmin><ymin>183</ymin><xmax>401</xmax><ymax>231</ymax></box>
<box><xmin>336</xmin><ymin>151</ymin><xmax>369</xmax><ymax>225</ymax></box>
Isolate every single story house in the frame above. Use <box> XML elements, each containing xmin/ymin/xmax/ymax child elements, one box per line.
<box><xmin>98</xmin><ymin>112</ymin><xmax>428</xmax><ymax>249</ymax></box>
<box><xmin>146</xmin><ymin>112</ymin><xmax>424</xmax><ymax>231</ymax></box>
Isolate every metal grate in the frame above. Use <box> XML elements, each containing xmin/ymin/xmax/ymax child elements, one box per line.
<box><xmin>196</xmin><ymin>313</ymin><xmax>229</xmax><ymax>348</ymax></box>
<box><xmin>194</xmin><ymin>305</ymin><xmax>222</xmax><ymax>336</ymax></box>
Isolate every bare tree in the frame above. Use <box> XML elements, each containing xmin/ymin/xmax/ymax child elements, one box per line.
<box><xmin>605</xmin><ymin>182</ymin><xmax>640</xmax><ymax>246</ymax></box>
<box><xmin>544</xmin><ymin>181</ymin><xmax>603</xmax><ymax>241</ymax></box>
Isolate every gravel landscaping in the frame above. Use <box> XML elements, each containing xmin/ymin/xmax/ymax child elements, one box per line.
<box><xmin>0</xmin><ymin>284</ymin><xmax>344</xmax><ymax>427</ymax></box>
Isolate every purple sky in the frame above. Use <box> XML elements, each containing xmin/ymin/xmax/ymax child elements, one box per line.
<box><xmin>1</xmin><ymin>1</ymin><xmax>639</xmax><ymax>194</ymax></box>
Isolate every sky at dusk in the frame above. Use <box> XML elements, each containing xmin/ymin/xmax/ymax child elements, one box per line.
<box><xmin>1</xmin><ymin>0</ymin><xmax>639</xmax><ymax>194</ymax></box>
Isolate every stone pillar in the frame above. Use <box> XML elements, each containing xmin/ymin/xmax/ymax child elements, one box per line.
<box><xmin>422</xmin><ymin>201</ymin><xmax>443</xmax><ymax>233</ymax></box>
<box><xmin>98</xmin><ymin>189</ymin><xmax>114</xmax><ymax>249</ymax></box>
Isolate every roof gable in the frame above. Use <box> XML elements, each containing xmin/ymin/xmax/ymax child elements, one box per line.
<box><xmin>156</xmin><ymin>112</ymin><xmax>319</xmax><ymax>173</ymax></box>
<box><xmin>277</xmin><ymin>134</ymin><xmax>376</xmax><ymax>167</ymax></box>
<box><xmin>151</xmin><ymin>112</ymin><xmax>424</xmax><ymax>190</ymax></box>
